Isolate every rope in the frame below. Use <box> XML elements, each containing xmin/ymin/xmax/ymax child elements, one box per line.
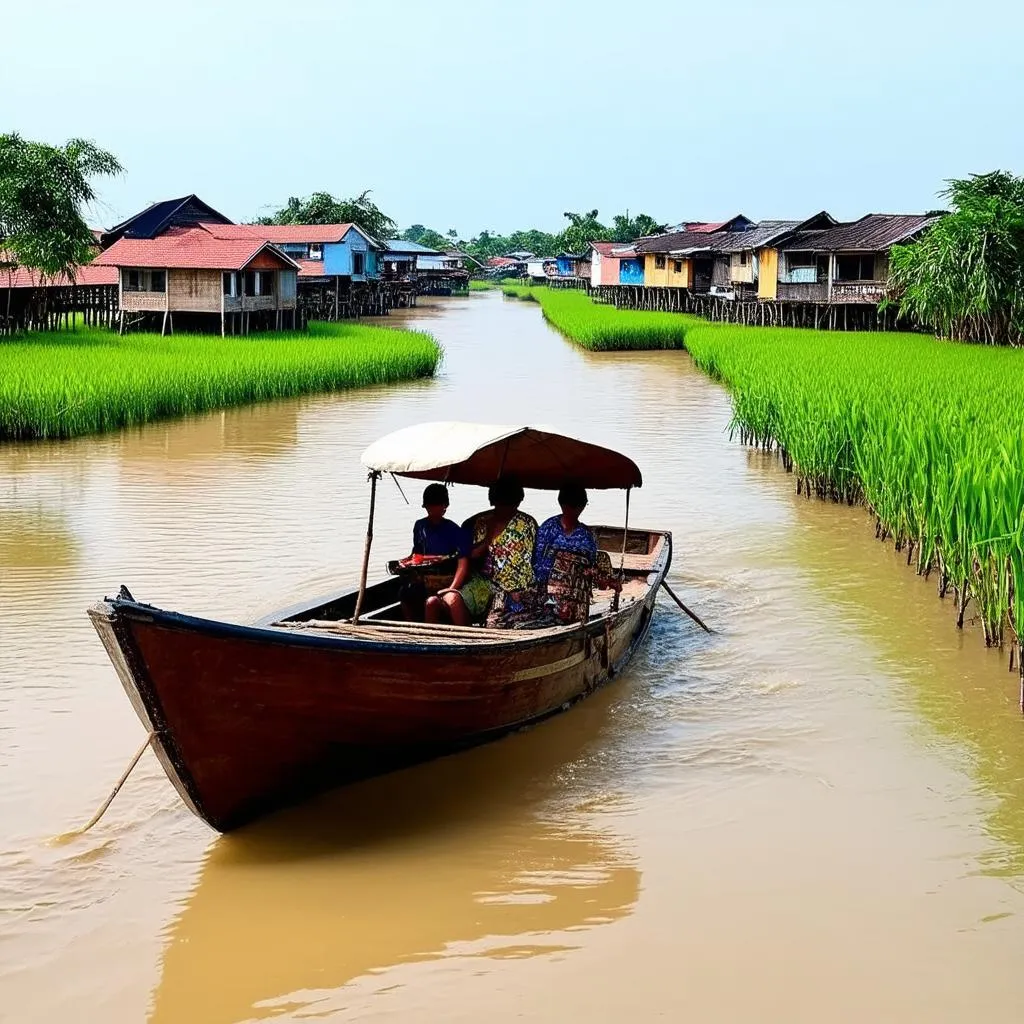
<box><xmin>55</xmin><ymin>729</ymin><xmax>156</xmax><ymax>842</ymax></box>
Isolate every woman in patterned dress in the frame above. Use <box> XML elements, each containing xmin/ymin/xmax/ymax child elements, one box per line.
<box><xmin>534</xmin><ymin>484</ymin><xmax>618</xmax><ymax>624</ymax></box>
<box><xmin>458</xmin><ymin>478</ymin><xmax>538</xmax><ymax>625</ymax></box>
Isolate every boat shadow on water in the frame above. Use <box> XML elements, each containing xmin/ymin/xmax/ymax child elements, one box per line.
<box><xmin>149</xmin><ymin>685</ymin><xmax>642</xmax><ymax>1024</ymax></box>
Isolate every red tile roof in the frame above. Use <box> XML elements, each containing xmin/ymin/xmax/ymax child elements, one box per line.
<box><xmin>95</xmin><ymin>225</ymin><xmax>297</xmax><ymax>271</ymax></box>
<box><xmin>0</xmin><ymin>263</ymin><xmax>118</xmax><ymax>289</ymax></box>
<box><xmin>247</xmin><ymin>223</ymin><xmax>356</xmax><ymax>244</ymax></box>
<box><xmin>589</xmin><ymin>241</ymin><xmax>636</xmax><ymax>259</ymax></box>
<box><xmin>296</xmin><ymin>258</ymin><xmax>330</xmax><ymax>278</ymax></box>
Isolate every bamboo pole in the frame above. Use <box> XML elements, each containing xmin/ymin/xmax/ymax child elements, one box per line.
<box><xmin>611</xmin><ymin>488</ymin><xmax>631</xmax><ymax>613</ymax></box>
<box><xmin>352</xmin><ymin>471</ymin><xmax>381</xmax><ymax>624</ymax></box>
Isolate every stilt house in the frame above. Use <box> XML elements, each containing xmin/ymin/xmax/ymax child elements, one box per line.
<box><xmin>634</xmin><ymin>215</ymin><xmax>753</xmax><ymax>290</ymax></box>
<box><xmin>773</xmin><ymin>213</ymin><xmax>937</xmax><ymax>304</ymax></box>
<box><xmin>250</xmin><ymin>223</ymin><xmax>392</xmax><ymax>317</ymax></box>
<box><xmin>95</xmin><ymin>222</ymin><xmax>300</xmax><ymax>335</ymax></box>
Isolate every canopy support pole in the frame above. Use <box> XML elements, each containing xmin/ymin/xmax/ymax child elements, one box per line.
<box><xmin>353</xmin><ymin>471</ymin><xmax>381</xmax><ymax>624</ymax></box>
<box><xmin>612</xmin><ymin>488</ymin><xmax>631</xmax><ymax>613</ymax></box>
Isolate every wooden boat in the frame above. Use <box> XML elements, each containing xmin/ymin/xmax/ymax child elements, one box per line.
<box><xmin>89</xmin><ymin>423</ymin><xmax>672</xmax><ymax>832</ymax></box>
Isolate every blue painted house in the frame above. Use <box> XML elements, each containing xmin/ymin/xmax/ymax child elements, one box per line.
<box><xmin>255</xmin><ymin>223</ymin><xmax>383</xmax><ymax>282</ymax></box>
<box><xmin>252</xmin><ymin>223</ymin><xmax>393</xmax><ymax>317</ymax></box>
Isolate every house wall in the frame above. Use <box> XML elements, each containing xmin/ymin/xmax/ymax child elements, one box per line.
<box><xmin>279</xmin><ymin>269</ymin><xmax>297</xmax><ymax>301</ymax></box>
<box><xmin>619</xmin><ymin>259</ymin><xmax>645</xmax><ymax>286</ymax></box>
<box><xmin>169</xmin><ymin>269</ymin><xmax>220</xmax><ymax>311</ymax></box>
<box><xmin>757</xmin><ymin>248</ymin><xmax>779</xmax><ymax>299</ymax></box>
<box><xmin>323</xmin><ymin>229</ymin><xmax>378</xmax><ymax>281</ymax></box>
<box><xmin>729</xmin><ymin>253</ymin><xmax>755</xmax><ymax>284</ymax></box>
<box><xmin>642</xmin><ymin>254</ymin><xmax>690</xmax><ymax>288</ymax></box>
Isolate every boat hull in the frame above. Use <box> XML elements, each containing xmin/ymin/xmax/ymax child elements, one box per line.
<box><xmin>89</xmin><ymin>530</ymin><xmax>671</xmax><ymax>831</ymax></box>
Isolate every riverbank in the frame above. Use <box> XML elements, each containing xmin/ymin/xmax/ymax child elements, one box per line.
<box><xmin>0</xmin><ymin>320</ymin><xmax>441</xmax><ymax>441</ymax></box>
<box><xmin>502</xmin><ymin>283</ymin><xmax>684</xmax><ymax>350</ymax></box>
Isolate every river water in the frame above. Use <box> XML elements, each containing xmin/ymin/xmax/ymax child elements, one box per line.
<box><xmin>2</xmin><ymin>291</ymin><xmax>1024</xmax><ymax>1022</ymax></box>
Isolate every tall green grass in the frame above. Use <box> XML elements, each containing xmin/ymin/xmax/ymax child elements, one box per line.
<box><xmin>468</xmin><ymin>279</ymin><xmax>495</xmax><ymax>291</ymax></box>
<box><xmin>503</xmin><ymin>286</ymin><xmax>684</xmax><ymax>351</ymax></box>
<box><xmin>682</xmin><ymin>316</ymin><xmax>1024</xmax><ymax>659</ymax></box>
<box><xmin>0</xmin><ymin>321</ymin><xmax>441</xmax><ymax>441</ymax></box>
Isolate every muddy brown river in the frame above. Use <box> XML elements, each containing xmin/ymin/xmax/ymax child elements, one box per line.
<box><xmin>3</xmin><ymin>291</ymin><xmax>1024</xmax><ymax>1022</ymax></box>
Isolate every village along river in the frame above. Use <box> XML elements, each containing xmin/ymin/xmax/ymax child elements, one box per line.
<box><xmin>3</xmin><ymin>289</ymin><xmax>1024</xmax><ymax>1021</ymax></box>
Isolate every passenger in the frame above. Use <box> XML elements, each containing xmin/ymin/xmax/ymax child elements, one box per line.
<box><xmin>401</xmin><ymin>484</ymin><xmax>472</xmax><ymax>624</ymax></box>
<box><xmin>461</xmin><ymin>477</ymin><xmax>538</xmax><ymax>626</ymax></box>
<box><xmin>534</xmin><ymin>485</ymin><xmax>618</xmax><ymax>624</ymax></box>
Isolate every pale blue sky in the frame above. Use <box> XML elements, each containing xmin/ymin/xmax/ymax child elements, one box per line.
<box><xmin>4</xmin><ymin>0</ymin><xmax>1022</xmax><ymax>236</ymax></box>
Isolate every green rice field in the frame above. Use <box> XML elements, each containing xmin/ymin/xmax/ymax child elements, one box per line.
<box><xmin>468</xmin><ymin>279</ymin><xmax>495</xmax><ymax>291</ymax></box>
<box><xmin>502</xmin><ymin>284</ymin><xmax>684</xmax><ymax>351</ymax></box>
<box><xmin>0</xmin><ymin>320</ymin><xmax>441</xmax><ymax>442</ymax></box>
<box><xmin>683</xmin><ymin>316</ymin><xmax>1024</xmax><ymax>658</ymax></box>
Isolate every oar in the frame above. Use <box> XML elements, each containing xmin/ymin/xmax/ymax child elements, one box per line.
<box><xmin>660</xmin><ymin>580</ymin><xmax>715</xmax><ymax>634</ymax></box>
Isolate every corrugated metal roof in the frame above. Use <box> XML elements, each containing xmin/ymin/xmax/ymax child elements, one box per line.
<box><xmin>711</xmin><ymin>220</ymin><xmax>801</xmax><ymax>253</ymax></box>
<box><xmin>95</xmin><ymin>225</ymin><xmax>299</xmax><ymax>271</ymax></box>
<box><xmin>779</xmin><ymin>214</ymin><xmax>937</xmax><ymax>253</ymax></box>
<box><xmin>383</xmin><ymin>239</ymin><xmax>444</xmax><ymax>255</ymax></box>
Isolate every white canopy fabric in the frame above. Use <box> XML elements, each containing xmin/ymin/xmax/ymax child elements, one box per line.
<box><xmin>360</xmin><ymin>422</ymin><xmax>642</xmax><ymax>490</ymax></box>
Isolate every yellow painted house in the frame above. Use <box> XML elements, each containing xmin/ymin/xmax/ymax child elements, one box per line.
<box><xmin>634</xmin><ymin>216</ymin><xmax>752</xmax><ymax>289</ymax></box>
<box><xmin>642</xmin><ymin>252</ymin><xmax>691</xmax><ymax>288</ymax></box>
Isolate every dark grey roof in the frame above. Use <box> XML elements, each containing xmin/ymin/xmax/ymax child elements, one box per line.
<box><xmin>710</xmin><ymin>220</ymin><xmax>800</xmax><ymax>253</ymax></box>
<box><xmin>101</xmin><ymin>195</ymin><xmax>232</xmax><ymax>246</ymax></box>
<box><xmin>779</xmin><ymin>214</ymin><xmax>937</xmax><ymax>253</ymax></box>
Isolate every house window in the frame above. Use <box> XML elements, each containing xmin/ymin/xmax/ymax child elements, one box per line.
<box><xmin>835</xmin><ymin>254</ymin><xmax>875</xmax><ymax>281</ymax></box>
<box><xmin>738</xmin><ymin>251</ymin><xmax>749</xmax><ymax>266</ymax></box>
<box><xmin>243</xmin><ymin>271</ymin><xmax>257</xmax><ymax>296</ymax></box>
<box><xmin>672</xmin><ymin>259</ymin><xmax>683</xmax><ymax>273</ymax></box>
<box><xmin>308</xmin><ymin>243</ymin><xmax>323</xmax><ymax>261</ymax></box>
<box><xmin>353</xmin><ymin>251</ymin><xmax>365</xmax><ymax>276</ymax></box>
<box><xmin>784</xmin><ymin>253</ymin><xmax>818</xmax><ymax>283</ymax></box>
<box><xmin>124</xmin><ymin>269</ymin><xmax>165</xmax><ymax>292</ymax></box>
<box><xmin>257</xmin><ymin>271</ymin><xmax>275</xmax><ymax>296</ymax></box>
<box><xmin>654</xmin><ymin>256</ymin><xmax>666</xmax><ymax>270</ymax></box>
<box><xmin>223</xmin><ymin>272</ymin><xmax>237</xmax><ymax>297</ymax></box>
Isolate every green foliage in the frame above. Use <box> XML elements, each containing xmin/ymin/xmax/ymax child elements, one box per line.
<box><xmin>464</xmin><ymin>228</ymin><xmax>560</xmax><ymax>261</ymax></box>
<box><xmin>468</xmin><ymin>280</ymin><xmax>494</xmax><ymax>291</ymax></box>
<box><xmin>256</xmin><ymin>190</ymin><xmax>396</xmax><ymax>241</ymax></box>
<box><xmin>610</xmin><ymin>212</ymin><xmax>666</xmax><ymax>243</ymax></box>
<box><xmin>502</xmin><ymin>286</ymin><xmax>684</xmax><ymax>351</ymax></box>
<box><xmin>681</xmin><ymin>316</ymin><xmax>1024</xmax><ymax>652</ymax></box>
<box><xmin>0</xmin><ymin>321</ymin><xmax>440</xmax><ymax>441</ymax></box>
<box><xmin>0</xmin><ymin>133</ymin><xmax>122</xmax><ymax>279</ymax></box>
<box><xmin>558</xmin><ymin>210</ymin><xmax>607</xmax><ymax>254</ymax></box>
<box><xmin>888</xmin><ymin>171</ymin><xmax>1024</xmax><ymax>345</ymax></box>
<box><xmin>415</xmin><ymin>229</ymin><xmax>450</xmax><ymax>252</ymax></box>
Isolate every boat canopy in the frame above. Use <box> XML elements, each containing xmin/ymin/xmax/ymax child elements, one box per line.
<box><xmin>360</xmin><ymin>422</ymin><xmax>642</xmax><ymax>490</ymax></box>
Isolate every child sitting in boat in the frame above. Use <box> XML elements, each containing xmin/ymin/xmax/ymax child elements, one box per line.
<box><xmin>399</xmin><ymin>484</ymin><xmax>472</xmax><ymax>623</ymax></box>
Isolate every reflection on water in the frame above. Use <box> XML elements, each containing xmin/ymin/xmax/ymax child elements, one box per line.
<box><xmin>152</xmin><ymin>704</ymin><xmax>638</xmax><ymax>1024</ymax></box>
<box><xmin>4</xmin><ymin>293</ymin><xmax>1024</xmax><ymax>1022</ymax></box>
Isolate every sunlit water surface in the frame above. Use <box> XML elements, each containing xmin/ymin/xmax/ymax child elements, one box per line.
<box><xmin>2</xmin><ymin>292</ymin><xmax>1024</xmax><ymax>1022</ymax></box>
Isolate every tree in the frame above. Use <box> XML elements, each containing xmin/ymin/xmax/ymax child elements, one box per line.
<box><xmin>415</xmin><ymin>229</ymin><xmax>450</xmax><ymax>251</ymax></box>
<box><xmin>401</xmin><ymin>224</ymin><xmax>427</xmax><ymax>243</ymax></box>
<box><xmin>558</xmin><ymin>209</ymin><xmax>607</xmax><ymax>254</ymax></box>
<box><xmin>257</xmin><ymin>189</ymin><xmax>396</xmax><ymax>241</ymax></box>
<box><xmin>888</xmin><ymin>171</ymin><xmax>1024</xmax><ymax>345</ymax></box>
<box><xmin>0</xmin><ymin>133</ymin><xmax>122</xmax><ymax>280</ymax></box>
<box><xmin>611</xmin><ymin>211</ymin><xmax>666</xmax><ymax>243</ymax></box>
